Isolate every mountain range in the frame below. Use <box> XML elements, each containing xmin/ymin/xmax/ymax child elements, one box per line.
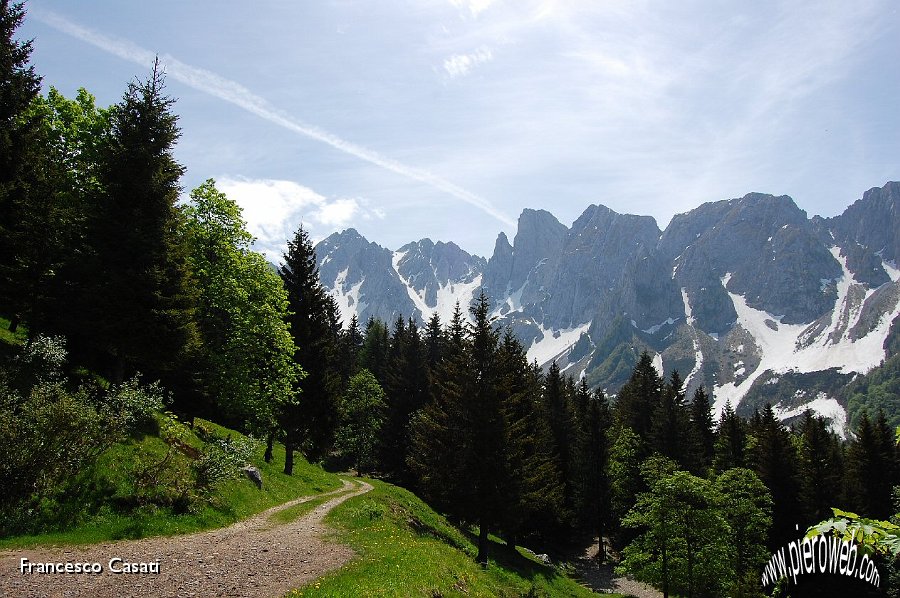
<box><xmin>314</xmin><ymin>181</ymin><xmax>900</xmax><ymax>438</ymax></box>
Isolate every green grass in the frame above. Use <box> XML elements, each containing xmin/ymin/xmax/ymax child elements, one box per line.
<box><xmin>287</xmin><ymin>479</ymin><xmax>618</xmax><ymax>598</ymax></box>
<box><xmin>0</xmin><ymin>418</ymin><xmax>343</xmax><ymax>550</ymax></box>
<box><xmin>0</xmin><ymin>316</ymin><xmax>27</xmax><ymax>349</ymax></box>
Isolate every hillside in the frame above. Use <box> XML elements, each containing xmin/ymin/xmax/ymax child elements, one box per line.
<box><xmin>0</xmin><ymin>410</ymin><xmax>605</xmax><ymax>597</ymax></box>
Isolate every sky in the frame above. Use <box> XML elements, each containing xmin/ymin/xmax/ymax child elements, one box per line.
<box><xmin>18</xmin><ymin>0</ymin><xmax>900</xmax><ymax>260</ymax></box>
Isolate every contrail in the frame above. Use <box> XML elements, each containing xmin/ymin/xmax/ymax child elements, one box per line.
<box><xmin>32</xmin><ymin>9</ymin><xmax>516</xmax><ymax>228</ymax></box>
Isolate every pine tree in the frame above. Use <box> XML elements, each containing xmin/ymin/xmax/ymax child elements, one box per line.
<box><xmin>280</xmin><ymin>224</ymin><xmax>341</xmax><ymax>472</ymax></box>
<box><xmin>359</xmin><ymin>317</ymin><xmax>389</xmax><ymax>385</ymax></box>
<box><xmin>408</xmin><ymin>306</ymin><xmax>470</xmax><ymax>520</ymax></box>
<box><xmin>80</xmin><ymin>61</ymin><xmax>199</xmax><ymax>387</ymax></box>
<box><xmin>380</xmin><ymin>317</ymin><xmax>429</xmax><ymax>484</ymax></box>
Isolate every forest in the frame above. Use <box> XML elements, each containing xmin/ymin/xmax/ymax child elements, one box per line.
<box><xmin>2</xmin><ymin>2</ymin><xmax>899</xmax><ymax>596</ymax></box>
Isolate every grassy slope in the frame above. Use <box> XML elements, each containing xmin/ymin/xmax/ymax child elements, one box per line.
<box><xmin>0</xmin><ymin>419</ymin><xmax>343</xmax><ymax>550</ymax></box>
<box><xmin>288</xmin><ymin>479</ymin><xmax>616</xmax><ymax>598</ymax></box>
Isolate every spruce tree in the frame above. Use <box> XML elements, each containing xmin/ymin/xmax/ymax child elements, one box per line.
<box><xmin>0</xmin><ymin>0</ymin><xmax>41</xmax><ymax>331</ymax></box>
<box><xmin>748</xmin><ymin>404</ymin><xmax>800</xmax><ymax>546</ymax></box>
<box><xmin>573</xmin><ymin>379</ymin><xmax>612</xmax><ymax>564</ymax></box>
<box><xmin>712</xmin><ymin>399</ymin><xmax>746</xmax><ymax>473</ymax></box>
<box><xmin>543</xmin><ymin>360</ymin><xmax>576</xmax><ymax>523</ymax></box>
<box><xmin>380</xmin><ymin>317</ymin><xmax>429</xmax><ymax>484</ymax></box>
<box><xmin>359</xmin><ymin>317</ymin><xmax>389</xmax><ymax>385</ymax></box>
<box><xmin>495</xmin><ymin>329</ymin><xmax>565</xmax><ymax>548</ymax></box>
<box><xmin>615</xmin><ymin>350</ymin><xmax>663</xmax><ymax>442</ymax></box>
<box><xmin>280</xmin><ymin>224</ymin><xmax>341</xmax><ymax>471</ymax></box>
<box><xmin>688</xmin><ymin>386</ymin><xmax>715</xmax><ymax>474</ymax></box>
<box><xmin>650</xmin><ymin>370</ymin><xmax>692</xmax><ymax>468</ymax></box>
<box><xmin>408</xmin><ymin>303</ymin><xmax>470</xmax><ymax>520</ymax></box>
<box><xmin>80</xmin><ymin>61</ymin><xmax>199</xmax><ymax>386</ymax></box>
<box><xmin>796</xmin><ymin>410</ymin><xmax>844</xmax><ymax>523</ymax></box>
<box><xmin>846</xmin><ymin>409</ymin><xmax>897</xmax><ymax>519</ymax></box>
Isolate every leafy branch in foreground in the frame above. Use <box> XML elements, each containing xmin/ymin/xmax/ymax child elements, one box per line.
<box><xmin>806</xmin><ymin>508</ymin><xmax>900</xmax><ymax>556</ymax></box>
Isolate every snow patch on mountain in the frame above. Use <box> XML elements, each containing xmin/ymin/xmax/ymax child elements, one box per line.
<box><xmin>330</xmin><ymin>268</ymin><xmax>367</xmax><ymax>323</ymax></box>
<box><xmin>883</xmin><ymin>259</ymin><xmax>900</xmax><ymax>282</ymax></box>
<box><xmin>528</xmin><ymin>322</ymin><xmax>591</xmax><ymax>365</ymax></box>
<box><xmin>680</xmin><ymin>287</ymin><xmax>704</xmax><ymax>387</ymax></box>
<box><xmin>713</xmin><ymin>253</ymin><xmax>900</xmax><ymax>416</ymax></box>
<box><xmin>773</xmin><ymin>394</ymin><xmax>850</xmax><ymax>440</ymax></box>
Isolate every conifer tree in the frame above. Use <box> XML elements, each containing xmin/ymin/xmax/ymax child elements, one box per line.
<box><xmin>688</xmin><ymin>386</ymin><xmax>715</xmax><ymax>474</ymax></box>
<box><xmin>573</xmin><ymin>379</ymin><xmax>612</xmax><ymax>564</ymax></box>
<box><xmin>495</xmin><ymin>329</ymin><xmax>565</xmax><ymax>548</ymax></box>
<box><xmin>650</xmin><ymin>370</ymin><xmax>692</xmax><ymax>467</ymax></box>
<box><xmin>712</xmin><ymin>399</ymin><xmax>746</xmax><ymax>473</ymax></box>
<box><xmin>748</xmin><ymin>404</ymin><xmax>800</xmax><ymax>546</ymax></box>
<box><xmin>845</xmin><ymin>409</ymin><xmax>897</xmax><ymax>519</ymax></box>
<box><xmin>80</xmin><ymin>61</ymin><xmax>199</xmax><ymax>387</ymax></box>
<box><xmin>408</xmin><ymin>303</ymin><xmax>469</xmax><ymax>519</ymax></box>
<box><xmin>0</xmin><ymin>0</ymin><xmax>41</xmax><ymax>331</ymax></box>
<box><xmin>795</xmin><ymin>410</ymin><xmax>844</xmax><ymax>523</ymax></box>
<box><xmin>615</xmin><ymin>350</ymin><xmax>663</xmax><ymax>442</ymax></box>
<box><xmin>380</xmin><ymin>317</ymin><xmax>429</xmax><ymax>484</ymax></box>
<box><xmin>543</xmin><ymin>360</ymin><xmax>576</xmax><ymax>521</ymax></box>
<box><xmin>359</xmin><ymin>317</ymin><xmax>390</xmax><ymax>384</ymax></box>
<box><xmin>280</xmin><ymin>224</ymin><xmax>341</xmax><ymax>471</ymax></box>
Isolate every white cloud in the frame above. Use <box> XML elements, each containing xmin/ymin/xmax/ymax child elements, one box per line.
<box><xmin>314</xmin><ymin>198</ymin><xmax>360</xmax><ymax>227</ymax></box>
<box><xmin>217</xmin><ymin>176</ymin><xmax>373</xmax><ymax>261</ymax></box>
<box><xmin>443</xmin><ymin>46</ymin><xmax>494</xmax><ymax>78</ymax></box>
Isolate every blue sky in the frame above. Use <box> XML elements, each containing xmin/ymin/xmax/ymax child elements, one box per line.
<box><xmin>19</xmin><ymin>0</ymin><xmax>900</xmax><ymax>259</ymax></box>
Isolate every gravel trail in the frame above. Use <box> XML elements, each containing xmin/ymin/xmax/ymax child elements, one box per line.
<box><xmin>0</xmin><ymin>478</ymin><xmax>372</xmax><ymax>598</ymax></box>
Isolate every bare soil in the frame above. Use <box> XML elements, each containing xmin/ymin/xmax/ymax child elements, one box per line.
<box><xmin>0</xmin><ymin>478</ymin><xmax>372</xmax><ymax>598</ymax></box>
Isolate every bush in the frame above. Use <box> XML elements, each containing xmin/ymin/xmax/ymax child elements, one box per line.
<box><xmin>194</xmin><ymin>434</ymin><xmax>259</xmax><ymax>492</ymax></box>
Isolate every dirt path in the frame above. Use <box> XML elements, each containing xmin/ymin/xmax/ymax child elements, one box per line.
<box><xmin>0</xmin><ymin>479</ymin><xmax>373</xmax><ymax>598</ymax></box>
<box><xmin>573</xmin><ymin>541</ymin><xmax>662</xmax><ymax>598</ymax></box>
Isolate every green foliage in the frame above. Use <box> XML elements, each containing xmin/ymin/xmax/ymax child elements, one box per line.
<box><xmin>714</xmin><ymin>468</ymin><xmax>772</xmax><ymax>595</ymax></box>
<box><xmin>194</xmin><ymin>433</ymin><xmax>259</xmax><ymax>491</ymax></box>
<box><xmin>807</xmin><ymin>508</ymin><xmax>900</xmax><ymax>556</ymax></box>
<box><xmin>335</xmin><ymin>369</ymin><xmax>386</xmax><ymax>475</ymax></box>
<box><xmin>183</xmin><ymin>179</ymin><xmax>301</xmax><ymax>434</ymax></box>
<box><xmin>0</xmin><ymin>337</ymin><xmax>171</xmax><ymax>532</ymax></box>
<box><xmin>619</xmin><ymin>463</ymin><xmax>733</xmax><ymax>598</ymax></box>
<box><xmin>0</xmin><ymin>0</ymin><xmax>42</xmax><ymax>331</ymax></box>
<box><xmin>845</xmin><ymin>352</ymin><xmax>900</xmax><ymax>431</ymax></box>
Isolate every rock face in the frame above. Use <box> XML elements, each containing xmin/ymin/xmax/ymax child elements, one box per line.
<box><xmin>316</xmin><ymin>182</ymin><xmax>900</xmax><ymax>435</ymax></box>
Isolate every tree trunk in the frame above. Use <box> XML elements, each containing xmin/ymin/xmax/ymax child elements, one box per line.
<box><xmin>283</xmin><ymin>434</ymin><xmax>294</xmax><ymax>476</ymax></box>
<box><xmin>476</xmin><ymin>522</ymin><xmax>489</xmax><ymax>567</ymax></box>
<box><xmin>8</xmin><ymin>315</ymin><xmax>19</xmax><ymax>333</ymax></box>
<box><xmin>264</xmin><ymin>430</ymin><xmax>275</xmax><ymax>463</ymax></box>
